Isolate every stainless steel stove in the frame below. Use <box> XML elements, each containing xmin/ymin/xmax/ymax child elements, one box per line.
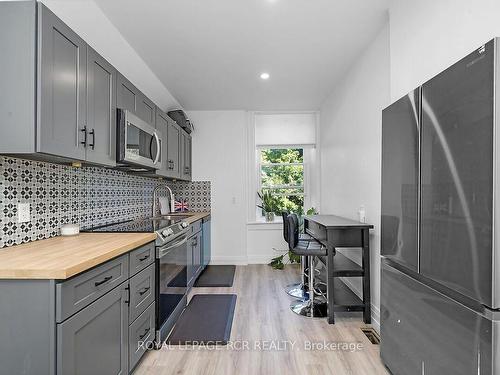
<box><xmin>86</xmin><ymin>216</ymin><xmax>190</xmax><ymax>247</ymax></box>
<box><xmin>86</xmin><ymin>216</ymin><xmax>191</xmax><ymax>345</ymax></box>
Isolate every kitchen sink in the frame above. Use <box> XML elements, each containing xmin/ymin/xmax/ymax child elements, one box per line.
<box><xmin>150</xmin><ymin>214</ymin><xmax>192</xmax><ymax>221</ymax></box>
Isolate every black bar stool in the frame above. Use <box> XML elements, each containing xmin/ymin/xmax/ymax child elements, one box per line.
<box><xmin>282</xmin><ymin>212</ymin><xmax>311</xmax><ymax>299</ymax></box>
<box><xmin>287</xmin><ymin>214</ymin><xmax>328</xmax><ymax>318</ymax></box>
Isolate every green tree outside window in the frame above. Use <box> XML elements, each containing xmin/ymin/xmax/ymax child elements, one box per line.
<box><xmin>260</xmin><ymin>148</ymin><xmax>304</xmax><ymax>214</ymax></box>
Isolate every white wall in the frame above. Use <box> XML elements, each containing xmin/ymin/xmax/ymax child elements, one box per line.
<box><xmin>40</xmin><ymin>0</ymin><xmax>180</xmax><ymax>111</ymax></box>
<box><xmin>188</xmin><ymin>111</ymin><xmax>248</xmax><ymax>264</ymax></box>
<box><xmin>319</xmin><ymin>23</ymin><xmax>390</xmax><ymax>330</ymax></box>
<box><xmin>389</xmin><ymin>0</ymin><xmax>500</xmax><ymax>101</ymax></box>
<box><xmin>190</xmin><ymin>110</ymin><xmax>321</xmax><ymax>265</ymax></box>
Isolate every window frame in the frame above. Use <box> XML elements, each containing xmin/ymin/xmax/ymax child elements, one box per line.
<box><xmin>255</xmin><ymin>146</ymin><xmax>310</xmax><ymax>221</ymax></box>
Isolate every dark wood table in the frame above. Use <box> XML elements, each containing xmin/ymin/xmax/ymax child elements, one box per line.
<box><xmin>304</xmin><ymin>214</ymin><xmax>373</xmax><ymax>324</ymax></box>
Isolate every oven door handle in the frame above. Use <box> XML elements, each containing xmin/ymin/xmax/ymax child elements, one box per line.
<box><xmin>158</xmin><ymin>236</ymin><xmax>188</xmax><ymax>258</ymax></box>
<box><xmin>153</xmin><ymin>131</ymin><xmax>161</xmax><ymax>165</ymax></box>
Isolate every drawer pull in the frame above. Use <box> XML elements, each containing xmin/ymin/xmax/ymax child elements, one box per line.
<box><xmin>139</xmin><ymin>287</ymin><xmax>150</xmax><ymax>296</ymax></box>
<box><xmin>94</xmin><ymin>276</ymin><xmax>113</xmax><ymax>287</ymax></box>
<box><xmin>139</xmin><ymin>328</ymin><xmax>150</xmax><ymax>340</ymax></box>
<box><xmin>139</xmin><ymin>254</ymin><xmax>150</xmax><ymax>262</ymax></box>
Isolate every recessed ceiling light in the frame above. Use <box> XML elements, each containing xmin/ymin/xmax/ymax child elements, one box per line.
<box><xmin>260</xmin><ymin>72</ymin><xmax>270</xmax><ymax>80</ymax></box>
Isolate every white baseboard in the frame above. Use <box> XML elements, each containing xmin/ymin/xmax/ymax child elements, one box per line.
<box><xmin>209</xmin><ymin>254</ymin><xmax>275</xmax><ymax>265</ymax></box>
<box><xmin>246</xmin><ymin>254</ymin><xmax>273</xmax><ymax>264</ymax></box>
<box><xmin>209</xmin><ymin>255</ymin><xmax>249</xmax><ymax>265</ymax></box>
<box><xmin>340</xmin><ymin>277</ymin><xmax>380</xmax><ymax>332</ymax></box>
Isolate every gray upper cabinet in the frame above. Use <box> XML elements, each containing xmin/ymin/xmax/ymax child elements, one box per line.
<box><xmin>117</xmin><ymin>73</ymin><xmax>139</xmax><ymax>113</ymax></box>
<box><xmin>57</xmin><ymin>282</ymin><xmax>129</xmax><ymax>375</ymax></box>
<box><xmin>38</xmin><ymin>3</ymin><xmax>87</xmax><ymax>161</ymax></box>
<box><xmin>167</xmin><ymin>118</ymin><xmax>182</xmax><ymax>178</ymax></box>
<box><xmin>86</xmin><ymin>47</ymin><xmax>117</xmax><ymax>167</ymax></box>
<box><xmin>181</xmin><ymin>132</ymin><xmax>192</xmax><ymax>181</ymax></box>
<box><xmin>137</xmin><ymin>94</ymin><xmax>156</xmax><ymax>126</ymax></box>
<box><xmin>0</xmin><ymin>1</ymin><xmax>194</xmax><ymax>176</ymax></box>
<box><xmin>116</xmin><ymin>73</ymin><xmax>155</xmax><ymax>126</ymax></box>
<box><xmin>155</xmin><ymin>108</ymin><xmax>181</xmax><ymax>179</ymax></box>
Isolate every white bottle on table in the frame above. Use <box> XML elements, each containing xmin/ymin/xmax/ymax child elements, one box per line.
<box><xmin>358</xmin><ymin>205</ymin><xmax>366</xmax><ymax>223</ymax></box>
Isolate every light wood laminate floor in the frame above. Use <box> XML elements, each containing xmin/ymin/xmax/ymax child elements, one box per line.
<box><xmin>134</xmin><ymin>264</ymin><xmax>389</xmax><ymax>375</ymax></box>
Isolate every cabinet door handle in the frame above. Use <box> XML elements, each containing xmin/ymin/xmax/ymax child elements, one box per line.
<box><xmin>138</xmin><ymin>286</ymin><xmax>150</xmax><ymax>296</ymax></box>
<box><xmin>139</xmin><ymin>328</ymin><xmax>150</xmax><ymax>340</ymax></box>
<box><xmin>139</xmin><ymin>254</ymin><xmax>150</xmax><ymax>262</ymax></box>
<box><xmin>89</xmin><ymin>128</ymin><xmax>95</xmax><ymax>150</ymax></box>
<box><xmin>80</xmin><ymin>126</ymin><xmax>87</xmax><ymax>147</ymax></box>
<box><xmin>94</xmin><ymin>275</ymin><xmax>112</xmax><ymax>287</ymax></box>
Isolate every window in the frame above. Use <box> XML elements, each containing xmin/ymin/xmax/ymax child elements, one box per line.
<box><xmin>249</xmin><ymin>112</ymin><xmax>319</xmax><ymax>223</ymax></box>
<box><xmin>258</xmin><ymin>148</ymin><xmax>305</xmax><ymax>214</ymax></box>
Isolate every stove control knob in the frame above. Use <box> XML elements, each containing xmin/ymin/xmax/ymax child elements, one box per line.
<box><xmin>162</xmin><ymin>228</ymin><xmax>174</xmax><ymax>237</ymax></box>
<box><xmin>180</xmin><ymin>222</ymin><xmax>188</xmax><ymax>229</ymax></box>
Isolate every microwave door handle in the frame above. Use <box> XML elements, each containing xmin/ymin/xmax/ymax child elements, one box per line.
<box><xmin>153</xmin><ymin>132</ymin><xmax>161</xmax><ymax>165</ymax></box>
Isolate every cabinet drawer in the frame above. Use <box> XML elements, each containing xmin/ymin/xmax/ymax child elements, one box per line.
<box><xmin>129</xmin><ymin>302</ymin><xmax>155</xmax><ymax>372</ymax></box>
<box><xmin>190</xmin><ymin>219</ymin><xmax>202</xmax><ymax>236</ymax></box>
<box><xmin>57</xmin><ymin>281</ymin><xmax>129</xmax><ymax>375</ymax></box>
<box><xmin>129</xmin><ymin>263</ymin><xmax>155</xmax><ymax>323</ymax></box>
<box><xmin>129</xmin><ymin>241</ymin><xmax>155</xmax><ymax>276</ymax></box>
<box><xmin>56</xmin><ymin>254</ymin><xmax>129</xmax><ymax>323</ymax></box>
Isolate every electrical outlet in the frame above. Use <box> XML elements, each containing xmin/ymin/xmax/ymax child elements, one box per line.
<box><xmin>17</xmin><ymin>203</ymin><xmax>30</xmax><ymax>223</ymax></box>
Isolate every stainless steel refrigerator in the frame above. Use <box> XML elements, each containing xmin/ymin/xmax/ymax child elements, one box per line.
<box><xmin>381</xmin><ymin>38</ymin><xmax>500</xmax><ymax>375</ymax></box>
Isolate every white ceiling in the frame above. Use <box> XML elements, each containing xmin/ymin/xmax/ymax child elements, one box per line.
<box><xmin>94</xmin><ymin>0</ymin><xmax>389</xmax><ymax>110</ymax></box>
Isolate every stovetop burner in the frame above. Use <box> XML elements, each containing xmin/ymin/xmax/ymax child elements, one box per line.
<box><xmin>86</xmin><ymin>217</ymin><xmax>184</xmax><ymax>233</ymax></box>
<box><xmin>84</xmin><ymin>216</ymin><xmax>190</xmax><ymax>247</ymax></box>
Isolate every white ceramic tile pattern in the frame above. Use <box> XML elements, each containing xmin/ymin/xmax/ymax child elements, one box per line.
<box><xmin>0</xmin><ymin>156</ymin><xmax>210</xmax><ymax>248</ymax></box>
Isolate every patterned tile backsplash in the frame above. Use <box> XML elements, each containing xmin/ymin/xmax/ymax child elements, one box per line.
<box><xmin>0</xmin><ymin>156</ymin><xmax>210</xmax><ymax>248</ymax></box>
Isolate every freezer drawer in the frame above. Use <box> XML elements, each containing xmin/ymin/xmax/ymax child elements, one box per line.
<box><xmin>381</xmin><ymin>260</ymin><xmax>496</xmax><ymax>375</ymax></box>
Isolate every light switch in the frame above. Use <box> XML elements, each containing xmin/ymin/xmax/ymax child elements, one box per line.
<box><xmin>17</xmin><ymin>203</ymin><xmax>30</xmax><ymax>223</ymax></box>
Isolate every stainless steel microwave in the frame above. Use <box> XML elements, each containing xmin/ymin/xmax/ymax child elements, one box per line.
<box><xmin>116</xmin><ymin>109</ymin><xmax>162</xmax><ymax>170</ymax></box>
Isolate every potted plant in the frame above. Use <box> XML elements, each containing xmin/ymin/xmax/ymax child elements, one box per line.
<box><xmin>257</xmin><ymin>190</ymin><xmax>278</xmax><ymax>222</ymax></box>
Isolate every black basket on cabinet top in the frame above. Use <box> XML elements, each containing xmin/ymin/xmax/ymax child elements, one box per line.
<box><xmin>167</xmin><ymin>110</ymin><xmax>194</xmax><ymax>133</ymax></box>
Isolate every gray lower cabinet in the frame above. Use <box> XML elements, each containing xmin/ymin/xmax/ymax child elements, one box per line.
<box><xmin>129</xmin><ymin>242</ymin><xmax>155</xmax><ymax>276</ymax></box>
<box><xmin>129</xmin><ymin>264</ymin><xmax>155</xmax><ymax>323</ymax></box>
<box><xmin>129</xmin><ymin>302</ymin><xmax>155</xmax><ymax>372</ymax></box>
<box><xmin>202</xmin><ymin>217</ymin><xmax>211</xmax><ymax>267</ymax></box>
<box><xmin>57</xmin><ymin>282</ymin><xmax>129</xmax><ymax>375</ymax></box>
<box><xmin>56</xmin><ymin>254</ymin><xmax>129</xmax><ymax>323</ymax></box>
<box><xmin>38</xmin><ymin>2</ymin><xmax>87</xmax><ymax>161</ymax></box>
<box><xmin>0</xmin><ymin>242</ymin><xmax>156</xmax><ymax>375</ymax></box>
<box><xmin>187</xmin><ymin>222</ymin><xmax>203</xmax><ymax>287</ymax></box>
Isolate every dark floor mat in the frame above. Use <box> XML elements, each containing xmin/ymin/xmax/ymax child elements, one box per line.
<box><xmin>167</xmin><ymin>267</ymin><xmax>187</xmax><ymax>288</ymax></box>
<box><xmin>194</xmin><ymin>265</ymin><xmax>236</xmax><ymax>287</ymax></box>
<box><xmin>166</xmin><ymin>294</ymin><xmax>237</xmax><ymax>345</ymax></box>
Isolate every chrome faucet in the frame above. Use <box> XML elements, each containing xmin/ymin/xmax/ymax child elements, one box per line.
<box><xmin>152</xmin><ymin>183</ymin><xmax>174</xmax><ymax>218</ymax></box>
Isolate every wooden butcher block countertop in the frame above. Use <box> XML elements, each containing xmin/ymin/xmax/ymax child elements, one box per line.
<box><xmin>0</xmin><ymin>232</ymin><xmax>156</xmax><ymax>280</ymax></box>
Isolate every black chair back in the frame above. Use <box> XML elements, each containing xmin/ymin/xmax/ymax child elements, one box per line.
<box><xmin>287</xmin><ymin>214</ymin><xmax>299</xmax><ymax>250</ymax></box>
<box><xmin>281</xmin><ymin>212</ymin><xmax>289</xmax><ymax>243</ymax></box>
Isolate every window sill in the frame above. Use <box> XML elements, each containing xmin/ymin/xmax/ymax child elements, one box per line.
<box><xmin>247</xmin><ymin>218</ymin><xmax>283</xmax><ymax>230</ymax></box>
